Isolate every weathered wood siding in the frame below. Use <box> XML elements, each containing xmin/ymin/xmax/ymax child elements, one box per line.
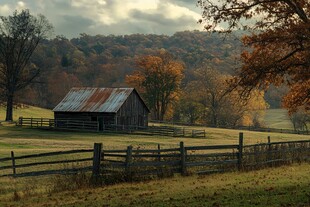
<box><xmin>116</xmin><ymin>90</ymin><xmax>149</xmax><ymax>127</ymax></box>
<box><xmin>54</xmin><ymin>112</ymin><xmax>115</xmax><ymax>126</ymax></box>
<box><xmin>54</xmin><ymin>112</ymin><xmax>96</xmax><ymax>121</ymax></box>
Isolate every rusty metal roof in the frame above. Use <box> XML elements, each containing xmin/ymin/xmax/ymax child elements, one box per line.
<box><xmin>53</xmin><ymin>87</ymin><xmax>135</xmax><ymax>113</ymax></box>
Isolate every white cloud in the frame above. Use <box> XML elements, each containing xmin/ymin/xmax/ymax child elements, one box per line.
<box><xmin>0</xmin><ymin>4</ymin><xmax>11</xmax><ymax>15</ymax></box>
<box><xmin>0</xmin><ymin>0</ymin><xmax>204</xmax><ymax>38</ymax></box>
<box><xmin>17</xmin><ymin>1</ymin><xmax>26</xmax><ymax>8</ymax></box>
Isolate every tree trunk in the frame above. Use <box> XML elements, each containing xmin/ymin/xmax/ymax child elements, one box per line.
<box><xmin>5</xmin><ymin>93</ymin><xmax>14</xmax><ymax>121</ymax></box>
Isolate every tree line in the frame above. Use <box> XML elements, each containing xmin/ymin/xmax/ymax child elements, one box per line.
<box><xmin>19</xmin><ymin>27</ymin><xmax>244</xmax><ymax>109</ymax></box>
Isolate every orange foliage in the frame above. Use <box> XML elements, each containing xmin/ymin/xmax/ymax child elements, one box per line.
<box><xmin>199</xmin><ymin>0</ymin><xmax>310</xmax><ymax>113</ymax></box>
<box><xmin>126</xmin><ymin>50</ymin><xmax>184</xmax><ymax>120</ymax></box>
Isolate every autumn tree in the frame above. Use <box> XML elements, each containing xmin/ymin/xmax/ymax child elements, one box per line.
<box><xmin>0</xmin><ymin>10</ymin><xmax>53</xmax><ymax>121</ymax></box>
<box><xmin>183</xmin><ymin>67</ymin><xmax>267</xmax><ymax>127</ymax></box>
<box><xmin>191</xmin><ymin>67</ymin><xmax>229</xmax><ymax>126</ymax></box>
<box><xmin>173</xmin><ymin>91</ymin><xmax>204</xmax><ymax>124</ymax></box>
<box><xmin>198</xmin><ymin>0</ymin><xmax>310</xmax><ymax>112</ymax></box>
<box><xmin>126</xmin><ymin>50</ymin><xmax>184</xmax><ymax>121</ymax></box>
<box><xmin>289</xmin><ymin>107</ymin><xmax>309</xmax><ymax>132</ymax></box>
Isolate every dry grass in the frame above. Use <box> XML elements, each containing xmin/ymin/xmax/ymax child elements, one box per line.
<box><xmin>0</xmin><ymin>107</ymin><xmax>309</xmax><ymax>206</ymax></box>
<box><xmin>0</xmin><ymin>124</ymin><xmax>309</xmax><ymax>157</ymax></box>
<box><xmin>0</xmin><ymin>163</ymin><xmax>309</xmax><ymax>207</ymax></box>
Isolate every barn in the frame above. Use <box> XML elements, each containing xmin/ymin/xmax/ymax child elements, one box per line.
<box><xmin>53</xmin><ymin>87</ymin><xmax>149</xmax><ymax>130</ymax></box>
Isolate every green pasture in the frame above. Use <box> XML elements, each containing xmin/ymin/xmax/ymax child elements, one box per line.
<box><xmin>263</xmin><ymin>109</ymin><xmax>293</xmax><ymax>129</ymax></box>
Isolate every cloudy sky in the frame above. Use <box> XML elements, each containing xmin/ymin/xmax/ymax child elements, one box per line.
<box><xmin>0</xmin><ymin>0</ymin><xmax>204</xmax><ymax>38</ymax></box>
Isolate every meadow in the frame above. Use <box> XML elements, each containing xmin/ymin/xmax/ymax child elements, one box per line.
<box><xmin>263</xmin><ymin>108</ymin><xmax>293</xmax><ymax>129</ymax></box>
<box><xmin>0</xmin><ymin>106</ymin><xmax>309</xmax><ymax>206</ymax></box>
<box><xmin>0</xmin><ymin>106</ymin><xmax>306</xmax><ymax>157</ymax></box>
<box><xmin>0</xmin><ymin>163</ymin><xmax>309</xmax><ymax>207</ymax></box>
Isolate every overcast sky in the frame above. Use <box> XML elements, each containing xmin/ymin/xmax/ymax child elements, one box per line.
<box><xmin>0</xmin><ymin>0</ymin><xmax>204</xmax><ymax>38</ymax></box>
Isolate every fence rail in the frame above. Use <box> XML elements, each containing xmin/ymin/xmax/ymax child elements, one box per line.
<box><xmin>17</xmin><ymin>117</ymin><xmax>206</xmax><ymax>138</ymax></box>
<box><xmin>1</xmin><ymin>133</ymin><xmax>309</xmax><ymax>178</ymax></box>
<box><xmin>18</xmin><ymin>117</ymin><xmax>99</xmax><ymax>132</ymax></box>
<box><xmin>0</xmin><ymin>149</ymin><xmax>94</xmax><ymax>177</ymax></box>
<box><xmin>150</xmin><ymin>120</ymin><xmax>309</xmax><ymax>135</ymax></box>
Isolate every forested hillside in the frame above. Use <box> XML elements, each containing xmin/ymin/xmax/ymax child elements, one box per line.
<box><xmin>19</xmin><ymin>31</ymin><xmax>243</xmax><ymax>109</ymax></box>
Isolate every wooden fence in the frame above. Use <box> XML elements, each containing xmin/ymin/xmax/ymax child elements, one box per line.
<box><xmin>104</xmin><ymin>125</ymin><xmax>206</xmax><ymax>138</ymax></box>
<box><xmin>150</xmin><ymin>120</ymin><xmax>309</xmax><ymax>135</ymax></box>
<box><xmin>242</xmin><ymin>137</ymin><xmax>310</xmax><ymax>169</ymax></box>
<box><xmin>0</xmin><ymin>149</ymin><xmax>94</xmax><ymax>177</ymax></box>
<box><xmin>18</xmin><ymin>117</ymin><xmax>99</xmax><ymax>132</ymax></box>
<box><xmin>1</xmin><ymin>133</ymin><xmax>309</xmax><ymax>178</ymax></box>
<box><xmin>17</xmin><ymin>117</ymin><xmax>206</xmax><ymax>138</ymax></box>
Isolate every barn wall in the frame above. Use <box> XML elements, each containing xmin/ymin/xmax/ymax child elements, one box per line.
<box><xmin>116</xmin><ymin>91</ymin><xmax>149</xmax><ymax>127</ymax></box>
<box><xmin>54</xmin><ymin>112</ymin><xmax>115</xmax><ymax>124</ymax></box>
<box><xmin>54</xmin><ymin>112</ymin><xmax>93</xmax><ymax>121</ymax></box>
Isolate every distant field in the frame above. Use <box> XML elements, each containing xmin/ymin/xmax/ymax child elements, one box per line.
<box><xmin>0</xmin><ymin>105</ymin><xmax>53</xmax><ymax>122</ymax></box>
<box><xmin>263</xmin><ymin>109</ymin><xmax>293</xmax><ymax>129</ymax></box>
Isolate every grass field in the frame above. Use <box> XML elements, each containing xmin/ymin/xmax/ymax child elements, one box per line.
<box><xmin>0</xmin><ymin>106</ymin><xmax>309</xmax><ymax>207</ymax></box>
<box><xmin>0</xmin><ymin>163</ymin><xmax>309</xmax><ymax>207</ymax></box>
<box><xmin>0</xmin><ymin>105</ymin><xmax>53</xmax><ymax>122</ymax></box>
<box><xmin>0</xmin><ymin>106</ymin><xmax>308</xmax><ymax>157</ymax></box>
<box><xmin>263</xmin><ymin>109</ymin><xmax>293</xmax><ymax>129</ymax></box>
<box><xmin>0</xmin><ymin>123</ymin><xmax>309</xmax><ymax>157</ymax></box>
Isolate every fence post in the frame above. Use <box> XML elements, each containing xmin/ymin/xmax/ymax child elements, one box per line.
<box><xmin>267</xmin><ymin>136</ymin><xmax>271</xmax><ymax>165</ymax></box>
<box><xmin>30</xmin><ymin>118</ymin><xmax>33</xmax><ymax>128</ymax></box>
<box><xmin>92</xmin><ymin>143</ymin><xmax>102</xmax><ymax>180</ymax></box>
<box><xmin>11</xmin><ymin>151</ymin><xmax>16</xmax><ymax>177</ymax></box>
<box><xmin>157</xmin><ymin>144</ymin><xmax>161</xmax><ymax>162</ymax></box>
<box><xmin>180</xmin><ymin>142</ymin><xmax>187</xmax><ymax>175</ymax></box>
<box><xmin>238</xmin><ymin>132</ymin><xmax>244</xmax><ymax>170</ymax></box>
<box><xmin>125</xmin><ymin>145</ymin><xmax>133</xmax><ymax>180</ymax></box>
<box><xmin>18</xmin><ymin>117</ymin><xmax>23</xmax><ymax>126</ymax></box>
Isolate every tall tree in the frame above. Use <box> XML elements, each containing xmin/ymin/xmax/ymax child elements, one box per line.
<box><xmin>126</xmin><ymin>50</ymin><xmax>184</xmax><ymax>121</ymax></box>
<box><xmin>198</xmin><ymin>0</ymin><xmax>310</xmax><ymax>112</ymax></box>
<box><xmin>186</xmin><ymin>67</ymin><xmax>267</xmax><ymax>127</ymax></box>
<box><xmin>0</xmin><ymin>10</ymin><xmax>53</xmax><ymax>121</ymax></box>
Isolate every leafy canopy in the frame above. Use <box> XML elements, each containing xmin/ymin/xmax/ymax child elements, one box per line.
<box><xmin>126</xmin><ymin>50</ymin><xmax>184</xmax><ymax>121</ymax></box>
<box><xmin>198</xmin><ymin>0</ymin><xmax>310</xmax><ymax>112</ymax></box>
<box><xmin>0</xmin><ymin>9</ymin><xmax>53</xmax><ymax>121</ymax></box>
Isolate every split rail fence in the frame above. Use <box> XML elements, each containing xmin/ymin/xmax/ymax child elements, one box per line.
<box><xmin>0</xmin><ymin>133</ymin><xmax>309</xmax><ymax>178</ymax></box>
<box><xmin>17</xmin><ymin>117</ymin><xmax>206</xmax><ymax>138</ymax></box>
<box><xmin>18</xmin><ymin>117</ymin><xmax>99</xmax><ymax>132</ymax></box>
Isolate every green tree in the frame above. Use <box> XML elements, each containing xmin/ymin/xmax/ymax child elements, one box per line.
<box><xmin>0</xmin><ymin>10</ymin><xmax>53</xmax><ymax>121</ymax></box>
